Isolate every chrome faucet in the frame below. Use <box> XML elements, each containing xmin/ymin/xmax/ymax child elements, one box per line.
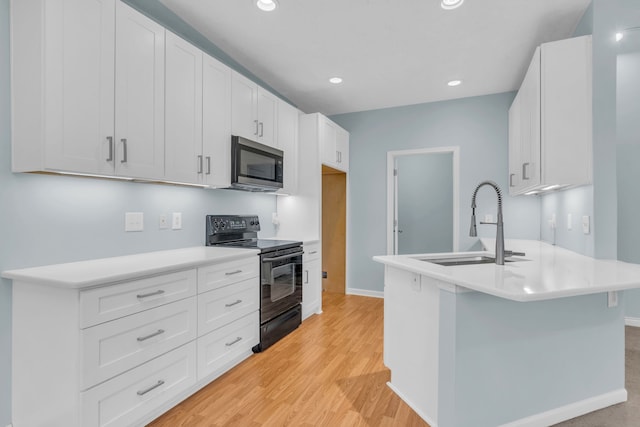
<box><xmin>470</xmin><ymin>180</ymin><xmax>505</xmax><ymax>265</ymax></box>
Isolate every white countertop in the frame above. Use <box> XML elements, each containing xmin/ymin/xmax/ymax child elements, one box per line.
<box><xmin>2</xmin><ymin>246</ymin><xmax>259</xmax><ymax>289</ymax></box>
<box><xmin>373</xmin><ymin>239</ymin><xmax>640</xmax><ymax>301</ymax></box>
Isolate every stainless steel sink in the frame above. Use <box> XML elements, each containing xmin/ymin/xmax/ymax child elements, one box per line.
<box><xmin>417</xmin><ymin>255</ymin><xmax>522</xmax><ymax>266</ymax></box>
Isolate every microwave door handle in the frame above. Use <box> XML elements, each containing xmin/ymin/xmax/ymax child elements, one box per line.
<box><xmin>262</xmin><ymin>251</ymin><xmax>304</xmax><ymax>262</ymax></box>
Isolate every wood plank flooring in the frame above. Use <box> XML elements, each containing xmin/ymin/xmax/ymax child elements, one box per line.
<box><xmin>148</xmin><ymin>293</ymin><xmax>428</xmax><ymax>426</ymax></box>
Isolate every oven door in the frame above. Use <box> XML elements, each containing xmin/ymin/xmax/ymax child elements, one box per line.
<box><xmin>260</xmin><ymin>248</ymin><xmax>303</xmax><ymax>324</ymax></box>
<box><xmin>231</xmin><ymin>136</ymin><xmax>283</xmax><ymax>191</ymax></box>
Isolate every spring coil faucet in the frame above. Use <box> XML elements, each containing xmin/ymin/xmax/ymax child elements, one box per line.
<box><xmin>470</xmin><ymin>180</ymin><xmax>505</xmax><ymax>265</ymax></box>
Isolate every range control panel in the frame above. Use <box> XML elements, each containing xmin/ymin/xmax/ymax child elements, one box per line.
<box><xmin>206</xmin><ymin>215</ymin><xmax>260</xmax><ymax>235</ymax></box>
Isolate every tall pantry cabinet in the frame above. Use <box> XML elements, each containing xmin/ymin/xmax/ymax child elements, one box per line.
<box><xmin>12</xmin><ymin>0</ymin><xmax>166</xmax><ymax>179</ymax></box>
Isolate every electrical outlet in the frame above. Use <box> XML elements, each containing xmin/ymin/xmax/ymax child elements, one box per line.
<box><xmin>125</xmin><ymin>212</ymin><xmax>144</xmax><ymax>232</ymax></box>
<box><xmin>159</xmin><ymin>214</ymin><xmax>168</xmax><ymax>229</ymax></box>
<box><xmin>172</xmin><ymin>212</ymin><xmax>182</xmax><ymax>230</ymax></box>
<box><xmin>608</xmin><ymin>291</ymin><xmax>618</xmax><ymax>308</ymax></box>
<box><xmin>582</xmin><ymin>215</ymin><xmax>590</xmax><ymax>234</ymax></box>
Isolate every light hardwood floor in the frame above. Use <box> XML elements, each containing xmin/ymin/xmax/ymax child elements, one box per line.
<box><xmin>148</xmin><ymin>292</ymin><xmax>428</xmax><ymax>426</ymax></box>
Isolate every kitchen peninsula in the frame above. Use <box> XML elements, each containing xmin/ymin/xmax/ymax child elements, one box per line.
<box><xmin>374</xmin><ymin>239</ymin><xmax>640</xmax><ymax>427</ymax></box>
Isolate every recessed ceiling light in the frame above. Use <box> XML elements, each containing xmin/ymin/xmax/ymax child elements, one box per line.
<box><xmin>256</xmin><ymin>0</ymin><xmax>277</xmax><ymax>12</ymax></box>
<box><xmin>329</xmin><ymin>77</ymin><xmax>343</xmax><ymax>84</ymax></box>
<box><xmin>441</xmin><ymin>0</ymin><xmax>464</xmax><ymax>10</ymax></box>
<box><xmin>447</xmin><ymin>80</ymin><xmax>462</xmax><ymax>87</ymax></box>
<box><xmin>616</xmin><ymin>32</ymin><xmax>624</xmax><ymax>42</ymax></box>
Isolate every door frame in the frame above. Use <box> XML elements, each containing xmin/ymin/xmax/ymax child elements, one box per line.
<box><xmin>386</xmin><ymin>147</ymin><xmax>460</xmax><ymax>255</ymax></box>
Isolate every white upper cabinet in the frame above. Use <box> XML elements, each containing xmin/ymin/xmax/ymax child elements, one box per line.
<box><xmin>114</xmin><ymin>2</ymin><xmax>165</xmax><ymax>180</ymax></box>
<box><xmin>508</xmin><ymin>35</ymin><xmax>592</xmax><ymax>195</ymax></box>
<box><xmin>320</xmin><ymin>116</ymin><xmax>349</xmax><ymax>172</ymax></box>
<box><xmin>202</xmin><ymin>54</ymin><xmax>232</xmax><ymax>188</ymax></box>
<box><xmin>164</xmin><ymin>31</ymin><xmax>203</xmax><ymax>183</ymax></box>
<box><xmin>276</xmin><ymin>100</ymin><xmax>299</xmax><ymax>194</ymax></box>
<box><xmin>12</xmin><ymin>0</ymin><xmax>116</xmax><ymax>175</ymax></box>
<box><xmin>11</xmin><ymin>0</ymin><xmax>165</xmax><ymax>180</ymax></box>
<box><xmin>231</xmin><ymin>71</ymin><xmax>278</xmax><ymax>147</ymax></box>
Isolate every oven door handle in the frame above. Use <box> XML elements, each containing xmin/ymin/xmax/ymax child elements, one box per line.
<box><xmin>262</xmin><ymin>251</ymin><xmax>304</xmax><ymax>262</ymax></box>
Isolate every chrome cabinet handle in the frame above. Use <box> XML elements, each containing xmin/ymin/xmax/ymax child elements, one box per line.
<box><xmin>121</xmin><ymin>138</ymin><xmax>128</xmax><ymax>163</ymax></box>
<box><xmin>137</xmin><ymin>380</ymin><xmax>164</xmax><ymax>396</ymax></box>
<box><xmin>136</xmin><ymin>290</ymin><xmax>165</xmax><ymax>299</ymax></box>
<box><xmin>206</xmin><ymin>156</ymin><xmax>211</xmax><ymax>175</ymax></box>
<box><xmin>197</xmin><ymin>155</ymin><xmax>203</xmax><ymax>174</ymax></box>
<box><xmin>308</xmin><ymin>250</ymin><xmax>318</xmax><ymax>255</ymax></box>
<box><xmin>106</xmin><ymin>136</ymin><xmax>114</xmax><ymax>162</ymax></box>
<box><xmin>225</xmin><ymin>337</ymin><xmax>242</xmax><ymax>347</ymax></box>
<box><xmin>262</xmin><ymin>251</ymin><xmax>304</xmax><ymax>262</ymax></box>
<box><xmin>225</xmin><ymin>270</ymin><xmax>242</xmax><ymax>276</ymax></box>
<box><xmin>259</xmin><ymin>122</ymin><xmax>264</xmax><ymax>137</ymax></box>
<box><xmin>254</xmin><ymin>120</ymin><xmax>259</xmax><ymax>135</ymax></box>
<box><xmin>305</xmin><ymin>270</ymin><xmax>309</xmax><ymax>284</ymax></box>
<box><xmin>336</xmin><ymin>150</ymin><xmax>339</xmax><ymax>163</ymax></box>
<box><xmin>225</xmin><ymin>299</ymin><xmax>242</xmax><ymax>307</ymax></box>
<box><xmin>137</xmin><ymin>329</ymin><xmax>165</xmax><ymax>342</ymax></box>
<box><xmin>509</xmin><ymin>173</ymin><xmax>515</xmax><ymax>187</ymax></box>
<box><xmin>522</xmin><ymin>162</ymin><xmax>530</xmax><ymax>180</ymax></box>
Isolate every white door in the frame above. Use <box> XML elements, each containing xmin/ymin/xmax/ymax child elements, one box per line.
<box><xmin>335</xmin><ymin>127</ymin><xmax>349</xmax><ymax>172</ymax></box>
<box><xmin>231</xmin><ymin>71</ymin><xmax>259</xmax><ymax>141</ymax></box>
<box><xmin>519</xmin><ymin>47</ymin><xmax>541</xmax><ymax>192</ymax></box>
<box><xmin>508</xmin><ymin>93</ymin><xmax>522</xmax><ymax>194</ymax></box>
<box><xmin>257</xmin><ymin>88</ymin><xmax>278</xmax><ymax>146</ymax></box>
<box><xmin>165</xmin><ymin>31</ymin><xmax>203</xmax><ymax>184</ymax></box>
<box><xmin>44</xmin><ymin>0</ymin><xmax>115</xmax><ymax>175</ymax></box>
<box><xmin>321</xmin><ymin>119</ymin><xmax>337</xmax><ymax>167</ymax></box>
<box><xmin>114</xmin><ymin>2</ymin><xmax>165</xmax><ymax>179</ymax></box>
<box><xmin>202</xmin><ymin>54</ymin><xmax>232</xmax><ymax>187</ymax></box>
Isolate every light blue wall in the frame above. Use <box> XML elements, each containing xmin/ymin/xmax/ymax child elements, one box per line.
<box><xmin>0</xmin><ymin>2</ymin><xmax>278</xmax><ymax>424</ymax></box>
<box><xmin>396</xmin><ymin>152</ymin><xmax>453</xmax><ymax>254</ymax></box>
<box><xmin>439</xmin><ymin>290</ymin><xmax>624</xmax><ymax>426</ymax></box>
<box><xmin>332</xmin><ymin>93</ymin><xmax>541</xmax><ymax>293</ymax></box>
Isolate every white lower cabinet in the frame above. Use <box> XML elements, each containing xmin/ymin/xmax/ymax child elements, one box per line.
<box><xmin>302</xmin><ymin>242</ymin><xmax>322</xmax><ymax>320</ymax></box>
<box><xmin>81</xmin><ymin>342</ymin><xmax>197</xmax><ymax>427</ymax></box>
<box><xmin>9</xmin><ymin>253</ymin><xmax>259</xmax><ymax>427</ymax></box>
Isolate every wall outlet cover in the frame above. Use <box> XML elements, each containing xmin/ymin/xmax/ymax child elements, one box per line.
<box><xmin>567</xmin><ymin>213</ymin><xmax>572</xmax><ymax>231</ymax></box>
<box><xmin>582</xmin><ymin>215</ymin><xmax>590</xmax><ymax>234</ymax></box>
<box><xmin>125</xmin><ymin>212</ymin><xmax>144</xmax><ymax>232</ymax></box>
<box><xmin>159</xmin><ymin>214</ymin><xmax>169</xmax><ymax>229</ymax></box>
<box><xmin>172</xmin><ymin>212</ymin><xmax>182</xmax><ymax>230</ymax></box>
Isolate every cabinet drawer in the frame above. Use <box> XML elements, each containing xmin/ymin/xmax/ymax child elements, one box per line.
<box><xmin>198</xmin><ymin>277</ymin><xmax>259</xmax><ymax>336</ymax></box>
<box><xmin>81</xmin><ymin>341</ymin><xmax>196</xmax><ymax>427</ymax></box>
<box><xmin>80</xmin><ymin>269</ymin><xmax>197</xmax><ymax>328</ymax></box>
<box><xmin>304</xmin><ymin>243</ymin><xmax>320</xmax><ymax>262</ymax></box>
<box><xmin>197</xmin><ymin>311</ymin><xmax>259</xmax><ymax>381</ymax></box>
<box><xmin>81</xmin><ymin>297</ymin><xmax>197</xmax><ymax>390</ymax></box>
<box><xmin>198</xmin><ymin>257</ymin><xmax>259</xmax><ymax>293</ymax></box>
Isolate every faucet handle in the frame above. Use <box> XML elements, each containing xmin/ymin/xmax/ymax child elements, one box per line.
<box><xmin>505</xmin><ymin>250</ymin><xmax>525</xmax><ymax>257</ymax></box>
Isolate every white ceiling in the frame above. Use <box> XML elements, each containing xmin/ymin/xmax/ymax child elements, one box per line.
<box><xmin>159</xmin><ymin>0</ymin><xmax>591</xmax><ymax>116</ymax></box>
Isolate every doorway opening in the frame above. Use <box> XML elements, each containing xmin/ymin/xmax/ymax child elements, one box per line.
<box><xmin>386</xmin><ymin>147</ymin><xmax>460</xmax><ymax>255</ymax></box>
<box><xmin>322</xmin><ymin>165</ymin><xmax>346</xmax><ymax>294</ymax></box>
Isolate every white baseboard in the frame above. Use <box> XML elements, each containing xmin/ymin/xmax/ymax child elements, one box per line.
<box><xmin>386</xmin><ymin>382</ymin><xmax>438</xmax><ymax>427</ymax></box>
<box><xmin>345</xmin><ymin>288</ymin><xmax>384</xmax><ymax>298</ymax></box>
<box><xmin>499</xmin><ymin>389</ymin><xmax>627</xmax><ymax>427</ymax></box>
<box><xmin>625</xmin><ymin>317</ymin><xmax>640</xmax><ymax>327</ymax></box>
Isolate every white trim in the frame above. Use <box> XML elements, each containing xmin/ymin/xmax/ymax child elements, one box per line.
<box><xmin>387</xmin><ymin>382</ymin><xmax>438</xmax><ymax>427</ymax></box>
<box><xmin>499</xmin><ymin>389</ymin><xmax>627</xmax><ymax>427</ymax></box>
<box><xmin>386</xmin><ymin>146</ymin><xmax>460</xmax><ymax>255</ymax></box>
<box><xmin>346</xmin><ymin>288</ymin><xmax>384</xmax><ymax>298</ymax></box>
<box><xmin>625</xmin><ymin>317</ymin><xmax>640</xmax><ymax>327</ymax></box>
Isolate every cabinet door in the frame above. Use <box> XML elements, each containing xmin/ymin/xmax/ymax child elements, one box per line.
<box><xmin>203</xmin><ymin>54</ymin><xmax>232</xmax><ymax>187</ymax></box>
<box><xmin>231</xmin><ymin>71</ymin><xmax>259</xmax><ymax>140</ymax></box>
<box><xmin>335</xmin><ymin>127</ymin><xmax>349</xmax><ymax>172</ymax></box>
<box><xmin>518</xmin><ymin>47</ymin><xmax>541</xmax><ymax>192</ymax></box>
<box><xmin>164</xmin><ymin>32</ymin><xmax>203</xmax><ymax>184</ymax></box>
<box><xmin>44</xmin><ymin>0</ymin><xmax>115</xmax><ymax>175</ymax></box>
<box><xmin>277</xmin><ymin>100</ymin><xmax>299</xmax><ymax>194</ymax></box>
<box><xmin>257</xmin><ymin>88</ymin><xmax>278</xmax><ymax>146</ymax></box>
<box><xmin>302</xmin><ymin>258</ymin><xmax>322</xmax><ymax>320</ymax></box>
<box><xmin>321</xmin><ymin>118</ymin><xmax>338</xmax><ymax>168</ymax></box>
<box><xmin>114</xmin><ymin>2</ymin><xmax>165</xmax><ymax>179</ymax></box>
<box><xmin>508</xmin><ymin>93</ymin><xmax>522</xmax><ymax>194</ymax></box>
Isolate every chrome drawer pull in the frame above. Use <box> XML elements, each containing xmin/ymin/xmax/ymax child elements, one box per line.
<box><xmin>225</xmin><ymin>337</ymin><xmax>242</xmax><ymax>347</ymax></box>
<box><xmin>225</xmin><ymin>270</ymin><xmax>242</xmax><ymax>276</ymax></box>
<box><xmin>308</xmin><ymin>250</ymin><xmax>318</xmax><ymax>255</ymax></box>
<box><xmin>225</xmin><ymin>299</ymin><xmax>242</xmax><ymax>307</ymax></box>
<box><xmin>137</xmin><ymin>380</ymin><xmax>164</xmax><ymax>396</ymax></box>
<box><xmin>262</xmin><ymin>251</ymin><xmax>304</xmax><ymax>262</ymax></box>
<box><xmin>305</xmin><ymin>270</ymin><xmax>309</xmax><ymax>284</ymax></box>
<box><xmin>136</xmin><ymin>289</ymin><xmax>165</xmax><ymax>299</ymax></box>
<box><xmin>137</xmin><ymin>329</ymin><xmax>165</xmax><ymax>342</ymax></box>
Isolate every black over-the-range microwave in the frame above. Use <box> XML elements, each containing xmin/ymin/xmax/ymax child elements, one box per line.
<box><xmin>230</xmin><ymin>135</ymin><xmax>284</xmax><ymax>192</ymax></box>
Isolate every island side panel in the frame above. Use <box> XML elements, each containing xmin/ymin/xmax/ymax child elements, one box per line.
<box><xmin>443</xmin><ymin>290</ymin><xmax>625</xmax><ymax>427</ymax></box>
<box><xmin>383</xmin><ymin>266</ymin><xmax>439</xmax><ymax>425</ymax></box>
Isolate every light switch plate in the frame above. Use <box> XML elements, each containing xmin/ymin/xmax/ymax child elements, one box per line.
<box><xmin>125</xmin><ymin>212</ymin><xmax>144</xmax><ymax>232</ymax></box>
<box><xmin>608</xmin><ymin>291</ymin><xmax>618</xmax><ymax>308</ymax></box>
<box><xmin>172</xmin><ymin>212</ymin><xmax>182</xmax><ymax>230</ymax></box>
